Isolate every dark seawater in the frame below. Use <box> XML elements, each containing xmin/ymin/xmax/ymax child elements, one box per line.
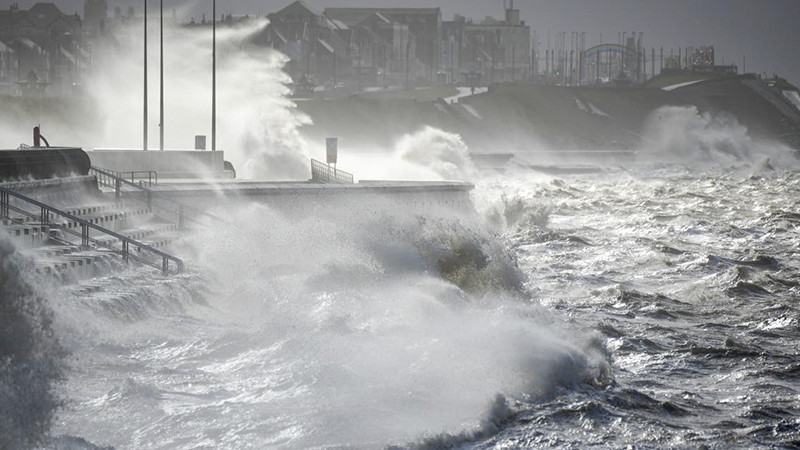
<box><xmin>472</xmin><ymin>165</ymin><xmax>800</xmax><ymax>449</ymax></box>
<box><xmin>11</xmin><ymin>163</ymin><xmax>800</xmax><ymax>449</ymax></box>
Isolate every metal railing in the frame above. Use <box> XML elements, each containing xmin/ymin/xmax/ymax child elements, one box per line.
<box><xmin>90</xmin><ymin>166</ymin><xmax>227</xmax><ymax>229</ymax></box>
<box><xmin>0</xmin><ymin>184</ymin><xmax>183</xmax><ymax>275</ymax></box>
<box><xmin>92</xmin><ymin>168</ymin><xmax>158</xmax><ymax>188</ymax></box>
<box><xmin>311</xmin><ymin>159</ymin><xmax>354</xmax><ymax>184</ymax></box>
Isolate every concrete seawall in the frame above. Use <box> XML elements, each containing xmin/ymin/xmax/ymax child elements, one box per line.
<box><xmin>131</xmin><ymin>180</ymin><xmax>475</xmax><ymax>216</ymax></box>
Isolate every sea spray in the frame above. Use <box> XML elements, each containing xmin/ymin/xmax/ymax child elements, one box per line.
<box><xmin>395</xmin><ymin>126</ymin><xmax>478</xmax><ymax>181</ymax></box>
<box><xmin>641</xmin><ymin>105</ymin><xmax>800</xmax><ymax>169</ymax></box>
<box><xmin>175</xmin><ymin>198</ymin><xmax>612</xmax><ymax>447</ymax></box>
<box><xmin>0</xmin><ymin>235</ymin><xmax>65</xmax><ymax>449</ymax></box>
<box><xmin>85</xmin><ymin>18</ymin><xmax>311</xmax><ymax>180</ymax></box>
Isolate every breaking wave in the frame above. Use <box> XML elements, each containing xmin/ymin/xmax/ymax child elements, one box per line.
<box><xmin>641</xmin><ymin>105</ymin><xmax>800</xmax><ymax>169</ymax></box>
<box><xmin>0</xmin><ymin>235</ymin><xmax>65</xmax><ymax>449</ymax></box>
<box><xmin>395</xmin><ymin>126</ymin><xmax>478</xmax><ymax>181</ymax></box>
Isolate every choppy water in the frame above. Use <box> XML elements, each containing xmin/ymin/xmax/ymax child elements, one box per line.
<box><xmin>4</xmin><ymin>159</ymin><xmax>800</xmax><ymax>449</ymax></box>
<box><xmin>474</xmin><ymin>165</ymin><xmax>800</xmax><ymax>448</ymax></box>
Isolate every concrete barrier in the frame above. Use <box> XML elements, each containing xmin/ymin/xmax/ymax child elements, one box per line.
<box><xmin>128</xmin><ymin>180</ymin><xmax>475</xmax><ymax>216</ymax></box>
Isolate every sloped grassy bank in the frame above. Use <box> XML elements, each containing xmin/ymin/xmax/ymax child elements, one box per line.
<box><xmin>295</xmin><ymin>78</ymin><xmax>800</xmax><ymax>154</ymax></box>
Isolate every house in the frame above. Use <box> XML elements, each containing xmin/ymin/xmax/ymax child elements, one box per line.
<box><xmin>442</xmin><ymin>2</ymin><xmax>531</xmax><ymax>84</ymax></box>
<box><xmin>0</xmin><ymin>3</ymin><xmax>86</xmax><ymax>93</ymax></box>
<box><xmin>325</xmin><ymin>7</ymin><xmax>441</xmax><ymax>83</ymax></box>
<box><xmin>346</xmin><ymin>12</ymin><xmax>414</xmax><ymax>86</ymax></box>
<box><xmin>265</xmin><ymin>1</ymin><xmax>350</xmax><ymax>85</ymax></box>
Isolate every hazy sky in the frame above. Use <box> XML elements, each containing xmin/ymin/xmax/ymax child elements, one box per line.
<box><xmin>3</xmin><ymin>0</ymin><xmax>799</xmax><ymax>86</ymax></box>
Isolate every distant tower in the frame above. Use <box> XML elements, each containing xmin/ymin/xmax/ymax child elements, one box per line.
<box><xmin>505</xmin><ymin>0</ymin><xmax>520</xmax><ymax>26</ymax></box>
<box><xmin>83</xmin><ymin>0</ymin><xmax>108</xmax><ymax>34</ymax></box>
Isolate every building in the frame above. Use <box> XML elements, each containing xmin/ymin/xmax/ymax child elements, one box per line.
<box><xmin>690</xmin><ymin>46</ymin><xmax>714</xmax><ymax>68</ymax></box>
<box><xmin>325</xmin><ymin>7</ymin><xmax>441</xmax><ymax>83</ymax></box>
<box><xmin>265</xmin><ymin>1</ymin><xmax>350</xmax><ymax>86</ymax></box>
<box><xmin>0</xmin><ymin>3</ymin><xmax>86</xmax><ymax>94</ymax></box>
<box><xmin>347</xmin><ymin>12</ymin><xmax>413</xmax><ymax>87</ymax></box>
<box><xmin>83</xmin><ymin>0</ymin><xmax>108</xmax><ymax>35</ymax></box>
<box><xmin>442</xmin><ymin>2</ymin><xmax>531</xmax><ymax>85</ymax></box>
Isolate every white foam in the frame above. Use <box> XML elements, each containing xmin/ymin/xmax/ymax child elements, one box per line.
<box><xmin>661</xmin><ymin>79</ymin><xmax>706</xmax><ymax>91</ymax></box>
<box><xmin>783</xmin><ymin>90</ymin><xmax>800</xmax><ymax>111</ymax></box>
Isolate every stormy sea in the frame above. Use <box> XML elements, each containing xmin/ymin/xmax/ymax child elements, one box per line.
<box><xmin>3</xmin><ymin>122</ymin><xmax>800</xmax><ymax>449</ymax></box>
<box><xmin>2</xmin><ymin>20</ymin><xmax>799</xmax><ymax>449</ymax></box>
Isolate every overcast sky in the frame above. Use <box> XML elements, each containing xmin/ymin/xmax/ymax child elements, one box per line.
<box><xmin>4</xmin><ymin>0</ymin><xmax>799</xmax><ymax>86</ymax></box>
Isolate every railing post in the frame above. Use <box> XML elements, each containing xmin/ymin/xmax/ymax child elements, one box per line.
<box><xmin>115</xmin><ymin>179</ymin><xmax>121</xmax><ymax>201</ymax></box>
<box><xmin>81</xmin><ymin>224</ymin><xmax>89</xmax><ymax>249</ymax></box>
<box><xmin>162</xmin><ymin>257</ymin><xmax>168</xmax><ymax>276</ymax></box>
<box><xmin>1</xmin><ymin>190</ymin><xmax>8</xmax><ymax>217</ymax></box>
<box><xmin>122</xmin><ymin>240</ymin><xmax>129</xmax><ymax>262</ymax></box>
<box><xmin>40</xmin><ymin>206</ymin><xmax>48</xmax><ymax>225</ymax></box>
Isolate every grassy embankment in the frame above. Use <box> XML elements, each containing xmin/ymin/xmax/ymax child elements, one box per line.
<box><xmin>297</xmin><ymin>78</ymin><xmax>800</xmax><ymax>153</ymax></box>
<box><xmin>297</xmin><ymin>84</ymin><xmax>678</xmax><ymax>152</ymax></box>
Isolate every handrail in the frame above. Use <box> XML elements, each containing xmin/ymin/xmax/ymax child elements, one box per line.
<box><xmin>0</xmin><ymin>185</ymin><xmax>183</xmax><ymax>275</ymax></box>
<box><xmin>311</xmin><ymin>159</ymin><xmax>354</xmax><ymax>184</ymax></box>
<box><xmin>93</xmin><ymin>168</ymin><xmax>158</xmax><ymax>187</ymax></box>
<box><xmin>90</xmin><ymin>166</ymin><xmax>227</xmax><ymax>228</ymax></box>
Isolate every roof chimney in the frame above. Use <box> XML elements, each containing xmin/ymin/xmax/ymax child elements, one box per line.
<box><xmin>505</xmin><ymin>0</ymin><xmax>520</xmax><ymax>26</ymax></box>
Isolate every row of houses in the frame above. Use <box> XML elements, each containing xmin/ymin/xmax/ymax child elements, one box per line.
<box><xmin>0</xmin><ymin>3</ymin><xmax>89</xmax><ymax>95</ymax></box>
<box><xmin>264</xmin><ymin>1</ymin><xmax>532</xmax><ymax>88</ymax></box>
<box><xmin>0</xmin><ymin>0</ymin><xmax>533</xmax><ymax>96</ymax></box>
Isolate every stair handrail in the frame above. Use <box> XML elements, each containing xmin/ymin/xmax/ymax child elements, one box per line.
<box><xmin>89</xmin><ymin>166</ymin><xmax>227</xmax><ymax>228</ymax></box>
<box><xmin>0</xmin><ymin>185</ymin><xmax>183</xmax><ymax>275</ymax></box>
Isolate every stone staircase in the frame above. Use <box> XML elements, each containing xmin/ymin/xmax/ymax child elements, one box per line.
<box><xmin>2</xmin><ymin>179</ymin><xmax>185</xmax><ymax>282</ymax></box>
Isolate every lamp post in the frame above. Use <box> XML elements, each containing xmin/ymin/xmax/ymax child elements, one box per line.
<box><xmin>143</xmin><ymin>0</ymin><xmax>148</xmax><ymax>151</ymax></box>
<box><xmin>212</xmin><ymin>0</ymin><xmax>216</xmax><ymax>151</ymax></box>
<box><xmin>159</xmin><ymin>0</ymin><xmax>164</xmax><ymax>151</ymax></box>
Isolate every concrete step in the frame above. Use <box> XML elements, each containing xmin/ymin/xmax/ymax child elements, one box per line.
<box><xmin>2</xmin><ymin>217</ymin><xmax>26</xmax><ymax>226</ymax></box>
<box><xmin>63</xmin><ymin>203</ymin><xmax>118</xmax><ymax>216</ymax></box>
<box><xmin>33</xmin><ymin>249</ymin><xmax>120</xmax><ymax>281</ymax></box>
<box><xmin>4</xmin><ymin>223</ymin><xmax>51</xmax><ymax>248</ymax></box>
<box><xmin>138</xmin><ymin>230</ymin><xmax>183</xmax><ymax>250</ymax></box>
<box><xmin>52</xmin><ymin>205</ymin><xmax>153</xmax><ymax>230</ymax></box>
<box><xmin>94</xmin><ymin>222</ymin><xmax>180</xmax><ymax>247</ymax></box>
<box><xmin>24</xmin><ymin>244</ymin><xmax>82</xmax><ymax>258</ymax></box>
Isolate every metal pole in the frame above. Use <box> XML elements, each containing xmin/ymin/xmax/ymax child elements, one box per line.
<box><xmin>212</xmin><ymin>0</ymin><xmax>216</xmax><ymax>151</ymax></box>
<box><xmin>159</xmin><ymin>0</ymin><xmax>164</xmax><ymax>151</ymax></box>
<box><xmin>143</xmin><ymin>0</ymin><xmax>148</xmax><ymax>151</ymax></box>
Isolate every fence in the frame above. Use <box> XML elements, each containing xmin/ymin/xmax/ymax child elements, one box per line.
<box><xmin>311</xmin><ymin>159</ymin><xmax>354</xmax><ymax>184</ymax></box>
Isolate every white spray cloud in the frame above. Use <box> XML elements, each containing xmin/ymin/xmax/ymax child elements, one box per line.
<box><xmin>339</xmin><ymin>126</ymin><xmax>479</xmax><ymax>182</ymax></box>
<box><xmin>86</xmin><ymin>18</ymin><xmax>311</xmax><ymax>180</ymax></box>
<box><xmin>393</xmin><ymin>126</ymin><xmax>478</xmax><ymax>181</ymax></box>
<box><xmin>172</xmin><ymin>202</ymin><xmax>611</xmax><ymax>448</ymax></box>
<box><xmin>641</xmin><ymin>105</ymin><xmax>799</xmax><ymax>170</ymax></box>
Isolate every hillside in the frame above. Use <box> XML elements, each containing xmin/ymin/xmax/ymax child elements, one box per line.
<box><xmin>295</xmin><ymin>77</ymin><xmax>800</xmax><ymax>155</ymax></box>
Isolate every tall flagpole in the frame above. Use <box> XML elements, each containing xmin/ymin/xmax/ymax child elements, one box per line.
<box><xmin>159</xmin><ymin>0</ymin><xmax>164</xmax><ymax>151</ymax></box>
<box><xmin>143</xmin><ymin>0</ymin><xmax>148</xmax><ymax>151</ymax></box>
<box><xmin>212</xmin><ymin>0</ymin><xmax>216</xmax><ymax>151</ymax></box>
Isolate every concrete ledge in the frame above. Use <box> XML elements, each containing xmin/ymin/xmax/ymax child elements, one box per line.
<box><xmin>131</xmin><ymin>180</ymin><xmax>476</xmax><ymax>214</ymax></box>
